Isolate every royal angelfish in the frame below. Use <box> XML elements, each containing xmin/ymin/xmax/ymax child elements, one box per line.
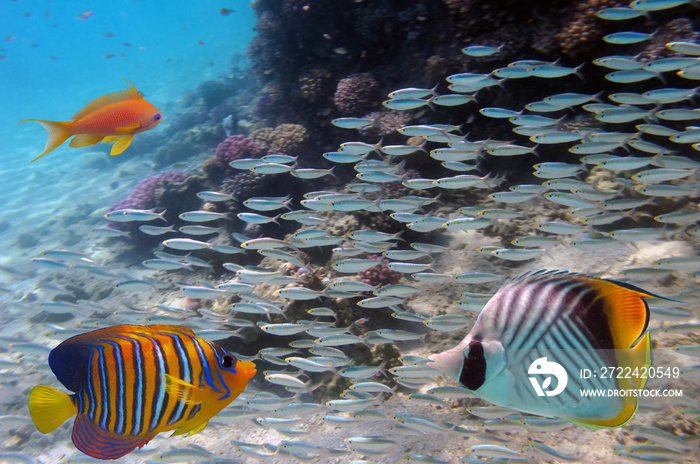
<box><xmin>28</xmin><ymin>324</ymin><xmax>256</xmax><ymax>460</ymax></box>
<box><xmin>18</xmin><ymin>79</ymin><xmax>162</xmax><ymax>162</ymax></box>
<box><xmin>429</xmin><ymin>270</ymin><xmax>667</xmax><ymax>428</ymax></box>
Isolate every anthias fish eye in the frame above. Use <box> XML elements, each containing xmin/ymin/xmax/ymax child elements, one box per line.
<box><xmin>222</xmin><ymin>355</ymin><xmax>235</xmax><ymax>368</ymax></box>
<box><xmin>154</xmin><ymin>114</ymin><xmax>161</xmax><ymax>120</ymax></box>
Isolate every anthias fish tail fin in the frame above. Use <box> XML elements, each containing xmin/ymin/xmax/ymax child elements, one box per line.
<box><xmin>72</xmin><ymin>414</ymin><xmax>151</xmax><ymax>460</ymax></box>
<box><xmin>69</xmin><ymin>134</ymin><xmax>104</xmax><ymax>148</ymax></box>
<box><xmin>589</xmin><ymin>279</ymin><xmax>652</xmax><ymax>349</ymax></box>
<box><xmin>18</xmin><ymin>119</ymin><xmax>73</xmax><ymax>162</ymax></box>
<box><xmin>28</xmin><ymin>385</ymin><xmax>78</xmax><ymax>434</ymax></box>
<box><xmin>163</xmin><ymin>373</ymin><xmax>204</xmax><ymax>406</ymax></box>
<box><xmin>109</xmin><ymin>135</ymin><xmax>134</xmax><ymax>155</ymax></box>
<box><xmin>71</xmin><ymin>80</ymin><xmax>142</xmax><ymax>121</ymax></box>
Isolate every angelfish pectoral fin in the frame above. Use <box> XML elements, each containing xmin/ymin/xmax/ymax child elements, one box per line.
<box><xmin>171</xmin><ymin>419</ymin><xmax>208</xmax><ymax>437</ymax></box>
<box><xmin>163</xmin><ymin>373</ymin><xmax>204</xmax><ymax>406</ymax></box>
<box><xmin>109</xmin><ymin>135</ymin><xmax>134</xmax><ymax>155</ymax></box>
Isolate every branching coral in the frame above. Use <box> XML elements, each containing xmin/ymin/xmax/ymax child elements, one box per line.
<box><xmin>555</xmin><ymin>0</ymin><xmax>627</xmax><ymax>59</ymax></box>
<box><xmin>334</xmin><ymin>73</ymin><xmax>382</xmax><ymax>116</ymax></box>
<box><xmin>221</xmin><ymin>171</ymin><xmax>269</xmax><ymax>201</ymax></box>
<box><xmin>360</xmin><ymin>111</ymin><xmax>414</xmax><ymax>137</ymax></box>
<box><xmin>250</xmin><ymin>124</ymin><xmax>309</xmax><ymax>156</ymax></box>
<box><xmin>298</xmin><ymin>68</ymin><xmax>333</xmax><ymax>103</ymax></box>
<box><xmin>357</xmin><ymin>256</ymin><xmax>403</xmax><ymax>287</ymax></box>
<box><xmin>110</xmin><ymin>171</ymin><xmax>189</xmax><ymax>212</ymax></box>
<box><xmin>637</xmin><ymin>18</ymin><xmax>698</xmax><ymax>62</ymax></box>
<box><xmin>214</xmin><ymin>135</ymin><xmax>265</xmax><ymax>168</ymax></box>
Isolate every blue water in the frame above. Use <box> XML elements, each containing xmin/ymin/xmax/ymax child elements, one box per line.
<box><xmin>0</xmin><ymin>0</ymin><xmax>255</xmax><ymax>257</ymax></box>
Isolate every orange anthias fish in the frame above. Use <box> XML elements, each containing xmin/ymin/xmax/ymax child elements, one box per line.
<box><xmin>28</xmin><ymin>324</ymin><xmax>256</xmax><ymax>460</ymax></box>
<box><xmin>18</xmin><ymin>79</ymin><xmax>162</xmax><ymax>162</ymax></box>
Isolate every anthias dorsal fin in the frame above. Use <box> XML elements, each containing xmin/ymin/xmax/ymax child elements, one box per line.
<box><xmin>71</xmin><ymin>79</ymin><xmax>142</xmax><ymax>121</ymax></box>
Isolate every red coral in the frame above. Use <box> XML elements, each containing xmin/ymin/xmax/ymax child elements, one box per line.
<box><xmin>357</xmin><ymin>255</ymin><xmax>403</xmax><ymax>287</ymax></box>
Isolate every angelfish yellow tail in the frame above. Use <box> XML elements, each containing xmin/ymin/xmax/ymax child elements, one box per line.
<box><xmin>17</xmin><ymin>118</ymin><xmax>73</xmax><ymax>162</ymax></box>
<box><xmin>28</xmin><ymin>385</ymin><xmax>78</xmax><ymax>433</ymax></box>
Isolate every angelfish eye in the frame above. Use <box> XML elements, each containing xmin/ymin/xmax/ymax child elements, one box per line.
<box><xmin>222</xmin><ymin>355</ymin><xmax>235</xmax><ymax>368</ymax></box>
<box><xmin>154</xmin><ymin>114</ymin><xmax>161</xmax><ymax>121</ymax></box>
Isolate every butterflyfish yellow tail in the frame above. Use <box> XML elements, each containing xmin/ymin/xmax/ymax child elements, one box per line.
<box><xmin>17</xmin><ymin>118</ymin><xmax>74</xmax><ymax>162</ymax></box>
<box><xmin>28</xmin><ymin>385</ymin><xmax>78</xmax><ymax>434</ymax></box>
<box><xmin>587</xmin><ymin>278</ymin><xmax>657</xmax><ymax>350</ymax></box>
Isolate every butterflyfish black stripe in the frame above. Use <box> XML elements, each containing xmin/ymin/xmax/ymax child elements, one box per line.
<box><xmin>512</xmin><ymin>280</ymin><xmax>592</xmax><ymax>352</ymax></box>
<box><xmin>506</xmin><ymin>281</ymin><xmax>563</xmax><ymax>350</ymax></box>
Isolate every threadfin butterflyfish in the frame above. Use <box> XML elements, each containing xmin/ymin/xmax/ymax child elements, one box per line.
<box><xmin>28</xmin><ymin>324</ymin><xmax>256</xmax><ymax>460</ymax></box>
<box><xmin>18</xmin><ymin>79</ymin><xmax>162</xmax><ymax>162</ymax></box>
<box><xmin>428</xmin><ymin>270</ymin><xmax>669</xmax><ymax>429</ymax></box>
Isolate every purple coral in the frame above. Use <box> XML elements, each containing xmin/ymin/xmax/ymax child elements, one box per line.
<box><xmin>215</xmin><ymin>135</ymin><xmax>264</xmax><ymax>168</ymax></box>
<box><xmin>357</xmin><ymin>255</ymin><xmax>402</xmax><ymax>287</ymax></box>
<box><xmin>110</xmin><ymin>171</ymin><xmax>189</xmax><ymax>212</ymax></box>
<box><xmin>333</xmin><ymin>73</ymin><xmax>382</xmax><ymax>116</ymax></box>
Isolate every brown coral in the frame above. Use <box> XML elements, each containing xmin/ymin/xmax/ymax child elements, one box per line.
<box><xmin>359</xmin><ymin>111</ymin><xmax>414</xmax><ymax>137</ymax></box>
<box><xmin>250</xmin><ymin>124</ymin><xmax>309</xmax><ymax>156</ymax></box>
<box><xmin>298</xmin><ymin>68</ymin><xmax>333</xmax><ymax>103</ymax></box>
<box><xmin>333</xmin><ymin>73</ymin><xmax>382</xmax><ymax>116</ymax></box>
<box><xmin>637</xmin><ymin>18</ymin><xmax>699</xmax><ymax>62</ymax></box>
<box><xmin>555</xmin><ymin>0</ymin><xmax>627</xmax><ymax>59</ymax></box>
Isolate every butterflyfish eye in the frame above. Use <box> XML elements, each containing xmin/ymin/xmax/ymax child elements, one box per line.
<box><xmin>154</xmin><ymin>114</ymin><xmax>161</xmax><ymax>121</ymax></box>
<box><xmin>222</xmin><ymin>355</ymin><xmax>235</xmax><ymax>368</ymax></box>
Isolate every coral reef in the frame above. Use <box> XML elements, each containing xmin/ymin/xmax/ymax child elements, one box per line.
<box><xmin>208</xmin><ymin>102</ymin><xmax>238</xmax><ymax>125</ymax></box>
<box><xmin>254</xmin><ymin>83</ymin><xmax>285</xmax><ymax>122</ymax></box>
<box><xmin>555</xmin><ymin>0</ymin><xmax>626</xmax><ymax>58</ymax></box>
<box><xmin>333</xmin><ymin>73</ymin><xmax>382</xmax><ymax>116</ymax></box>
<box><xmin>360</xmin><ymin>110</ymin><xmax>414</xmax><ymax>138</ymax></box>
<box><xmin>109</xmin><ymin>171</ymin><xmax>190</xmax><ymax>212</ymax></box>
<box><xmin>298</xmin><ymin>68</ymin><xmax>333</xmax><ymax>103</ymax></box>
<box><xmin>637</xmin><ymin>18</ymin><xmax>699</xmax><ymax>61</ymax></box>
<box><xmin>214</xmin><ymin>135</ymin><xmax>265</xmax><ymax>168</ymax></box>
<box><xmin>154</xmin><ymin>125</ymin><xmax>226</xmax><ymax>166</ymax></box>
<box><xmin>249</xmin><ymin>124</ymin><xmax>309</xmax><ymax>156</ymax></box>
<box><xmin>357</xmin><ymin>256</ymin><xmax>403</xmax><ymax>287</ymax></box>
<box><xmin>220</xmin><ymin>171</ymin><xmax>270</xmax><ymax>201</ymax></box>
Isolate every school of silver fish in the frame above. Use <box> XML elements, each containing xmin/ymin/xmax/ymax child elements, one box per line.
<box><xmin>3</xmin><ymin>0</ymin><xmax>700</xmax><ymax>462</ymax></box>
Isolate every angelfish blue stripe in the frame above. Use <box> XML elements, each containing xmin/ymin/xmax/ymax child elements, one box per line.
<box><xmin>149</xmin><ymin>340</ymin><xmax>167</xmax><ymax>432</ymax></box>
<box><xmin>102</xmin><ymin>340</ymin><xmax>125</xmax><ymax>435</ymax></box>
<box><xmin>94</xmin><ymin>344</ymin><xmax>109</xmax><ymax>430</ymax></box>
<box><xmin>206</xmin><ymin>341</ymin><xmax>232</xmax><ymax>400</ymax></box>
<box><xmin>131</xmin><ymin>335</ymin><xmax>144</xmax><ymax>435</ymax></box>
<box><xmin>85</xmin><ymin>349</ymin><xmax>97</xmax><ymax>418</ymax></box>
<box><xmin>167</xmin><ymin>334</ymin><xmax>189</xmax><ymax>425</ymax></box>
<box><xmin>191</xmin><ymin>336</ymin><xmax>220</xmax><ymax>392</ymax></box>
